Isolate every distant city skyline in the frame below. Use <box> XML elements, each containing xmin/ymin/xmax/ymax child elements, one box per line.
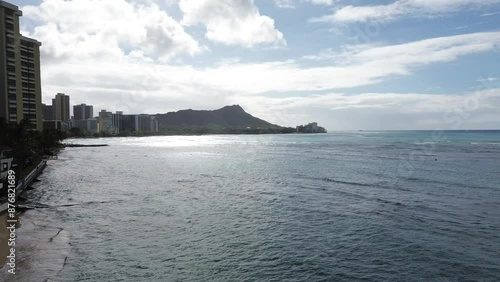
<box><xmin>41</xmin><ymin>91</ymin><xmax>160</xmax><ymax>133</ymax></box>
<box><xmin>13</xmin><ymin>0</ymin><xmax>500</xmax><ymax>130</ymax></box>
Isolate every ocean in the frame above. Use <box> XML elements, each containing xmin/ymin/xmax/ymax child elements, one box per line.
<box><xmin>1</xmin><ymin>131</ymin><xmax>500</xmax><ymax>281</ymax></box>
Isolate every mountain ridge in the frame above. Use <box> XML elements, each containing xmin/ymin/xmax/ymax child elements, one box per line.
<box><xmin>154</xmin><ymin>105</ymin><xmax>283</xmax><ymax>130</ymax></box>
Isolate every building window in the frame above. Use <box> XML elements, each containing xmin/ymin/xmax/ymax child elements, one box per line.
<box><xmin>2</xmin><ymin>163</ymin><xmax>8</xmax><ymax>172</ymax></box>
<box><xmin>21</xmin><ymin>61</ymin><xmax>34</xmax><ymax>68</ymax></box>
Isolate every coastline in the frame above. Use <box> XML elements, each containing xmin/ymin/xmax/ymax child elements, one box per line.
<box><xmin>0</xmin><ymin>160</ymin><xmax>47</xmax><ymax>213</ymax></box>
<box><xmin>0</xmin><ymin>159</ymin><xmax>49</xmax><ymax>268</ymax></box>
<box><xmin>67</xmin><ymin>131</ymin><xmax>328</xmax><ymax>140</ymax></box>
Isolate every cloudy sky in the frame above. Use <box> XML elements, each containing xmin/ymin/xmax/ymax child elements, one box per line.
<box><xmin>16</xmin><ymin>0</ymin><xmax>500</xmax><ymax>130</ymax></box>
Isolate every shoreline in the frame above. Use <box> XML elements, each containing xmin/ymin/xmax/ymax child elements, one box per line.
<box><xmin>0</xmin><ymin>160</ymin><xmax>47</xmax><ymax>213</ymax></box>
<box><xmin>0</xmin><ymin>159</ymin><xmax>49</xmax><ymax>269</ymax></box>
<box><xmin>68</xmin><ymin>131</ymin><xmax>328</xmax><ymax>139</ymax></box>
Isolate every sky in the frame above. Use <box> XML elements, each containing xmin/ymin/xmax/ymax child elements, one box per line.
<box><xmin>13</xmin><ymin>0</ymin><xmax>500</xmax><ymax>130</ymax></box>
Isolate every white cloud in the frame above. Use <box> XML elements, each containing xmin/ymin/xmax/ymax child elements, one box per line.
<box><xmin>306</xmin><ymin>0</ymin><xmax>339</xmax><ymax>6</ymax></box>
<box><xmin>18</xmin><ymin>1</ymin><xmax>500</xmax><ymax>129</ymax></box>
<box><xmin>481</xmin><ymin>10</ymin><xmax>500</xmax><ymax>16</ymax></box>
<box><xmin>312</xmin><ymin>0</ymin><xmax>500</xmax><ymax>23</ymax></box>
<box><xmin>37</xmin><ymin>31</ymin><xmax>500</xmax><ymax>129</ymax></box>
<box><xmin>179</xmin><ymin>0</ymin><xmax>286</xmax><ymax>48</ymax></box>
<box><xmin>234</xmin><ymin>88</ymin><xmax>500</xmax><ymax>130</ymax></box>
<box><xmin>162</xmin><ymin>32</ymin><xmax>499</xmax><ymax>96</ymax></box>
<box><xmin>286</xmin><ymin>32</ymin><xmax>500</xmax><ymax>91</ymax></box>
<box><xmin>274</xmin><ymin>0</ymin><xmax>296</xmax><ymax>9</ymax></box>
<box><xmin>275</xmin><ymin>0</ymin><xmax>340</xmax><ymax>8</ymax></box>
<box><xmin>41</xmin><ymin>54</ymin><xmax>500</xmax><ymax>130</ymax></box>
<box><xmin>477</xmin><ymin>77</ymin><xmax>499</xmax><ymax>82</ymax></box>
<box><xmin>345</xmin><ymin>32</ymin><xmax>500</xmax><ymax>67</ymax></box>
<box><xmin>22</xmin><ymin>0</ymin><xmax>204</xmax><ymax>63</ymax></box>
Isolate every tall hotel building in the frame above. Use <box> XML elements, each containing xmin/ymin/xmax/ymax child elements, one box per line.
<box><xmin>74</xmin><ymin>103</ymin><xmax>94</xmax><ymax>120</ymax></box>
<box><xmin>52</xmin><ymin>93</ymin><xmax>70</xmax><ymax>122</ymax></box>
<box><xmin>0</xmin><ymin>1</ymin><xmax>42</xmax><ymax>130</ymax></box>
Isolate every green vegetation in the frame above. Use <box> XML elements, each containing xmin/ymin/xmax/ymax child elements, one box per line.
<box><xmin>66</xmin><ymin>127</ymin><xmax>112</xmax><ymax>138</ymax></box>
<box><xmin>0</xmin><ymin>119</ymin><xmax>66</xmax><ymax>175</ymax></box>
<box><xmin>68</xmin><ymin>127</ymin><xmax>86</xmax><ymax>137</ymax></box>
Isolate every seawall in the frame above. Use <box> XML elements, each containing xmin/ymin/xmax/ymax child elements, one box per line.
<box><xmin>0</xmin><ymin>160</ymin><xmax>47</xmax><ymax>213</ymax></box>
